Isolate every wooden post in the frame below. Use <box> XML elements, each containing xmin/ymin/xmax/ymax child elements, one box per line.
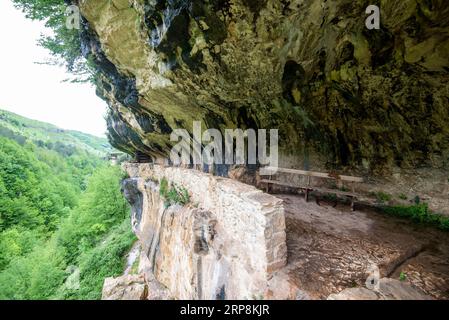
<box><xmin>305</xmin><ymin>176</ymin><xmax>311</xmax><ymax>202</ymax></box>
<box><xmin>266</xmin><ymin>174</ymin><xmax>272</xmax><ymax>193</ymax></box>
<box><xmin>351</xmin><ymin>182</ymin><xmax>356</xmax><ymax>211</ymax></box>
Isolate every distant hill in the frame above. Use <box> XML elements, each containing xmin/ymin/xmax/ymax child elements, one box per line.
<box><xmin>0</xmin><ymin>109</ymin><xmax>112</xmax><ymax>156</ymax></box>
<box><xmin>0</xmin><ymin>109</ymin><xmax>132</xmax><ymax>300</ymax></box>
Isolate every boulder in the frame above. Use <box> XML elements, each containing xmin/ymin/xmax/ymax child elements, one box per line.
<box><xmin>102</xmin><ymin>274</ymin><xmax>148</xmax><ymax>300</ymax></box>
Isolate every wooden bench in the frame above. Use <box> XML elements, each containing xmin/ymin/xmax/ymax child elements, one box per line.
<box><xmin>260</xmin><ymin>166</ymin><xmax>364</xmax><ymax>211</ymax></box>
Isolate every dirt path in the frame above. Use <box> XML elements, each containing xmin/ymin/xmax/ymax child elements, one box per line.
<box><xmin>278</xmin><ymin>194</ymin><xmax>449</xmax><ymax>299</ymax></box>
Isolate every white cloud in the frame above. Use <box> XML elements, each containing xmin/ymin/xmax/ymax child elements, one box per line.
<box><xmin>0</xmin><ymin>1</ymin><xmax>108</xmax><ymax>137</ymax></box>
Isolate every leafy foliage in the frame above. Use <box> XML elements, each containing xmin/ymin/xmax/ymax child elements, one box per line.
<box><xmin>55</xmin><ymin>166</ymin><xmax>130</xmax><ymax>264</ymax></box>
<box><xmin>159</xmin><ymin>177</ymin><xmax>190</xmax><ymax>208</ymax></box>
<box><xmin>72</xmin><ymin>220</ymin><xmax>135</xmax><ymax>300</ymax></box>
<box><xmin>0</xmin><ymin>166</ymin><xmax>134</xmax><ymax>300</ymax></box>
<box><xmin>371</xmin><ymin>191</ymin><xmax>392</xmax><ymax>203</ymax></box>
<box><xmin>383</xmin><ymin>203</ymin><xmax>449</xmax><ymax>231</ymax></box>
<box><xmin>11</xmin><ymin>0</ymin><xmax>92</xmax><ymax>80</ymax></box>
<box><xmin>0</xmin><ymin>114</ymin><xmax>134</xmax><ymax>300</ymax></box>
<box><xmin>0</xmin><ymin>136</ymin><xmax>79</xmax><ymax>236</ymax></box>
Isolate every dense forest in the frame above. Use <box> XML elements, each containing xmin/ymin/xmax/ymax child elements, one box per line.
<box><xmin>0</xmin><ymin>109</ymin><xmax>135</xmax><ymax>299</ymax></box>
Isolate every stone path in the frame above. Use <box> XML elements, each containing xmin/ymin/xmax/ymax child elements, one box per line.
<box><xmin>279</xmin><ymin>194</ymin><xmax>449</xmax><ymax>300</ymax></box>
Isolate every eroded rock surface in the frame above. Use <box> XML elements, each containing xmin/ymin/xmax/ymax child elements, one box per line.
<box><xmin>102</xmin><ymin>274</ymin><xmax>148</xmax><ymax>300</ymax></box>
<box><xmin>75</xmin><ymin>0</ymin><xmax>449</xmax><ymax>174</ymax></box>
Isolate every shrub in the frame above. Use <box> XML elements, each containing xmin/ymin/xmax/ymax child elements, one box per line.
<box><xmin>398</xmin><ymin>193</ymin><xmax>407</xmax><ymax>200</ymax></box>
<box><xmin>371</xmin><ymin>191</ymin><xmax>392</xmax><ymax>203</ymax></box>
<box><xmin>159</xmin><ymin>178</ymin><xmax>190</xmax><ymax>208</ymax></box>
<box><xmin>383</xmin><ymin>203</ymin><xmax>449</xmax><ymax>231</ymax></box>
<box><xmin>74</xmin><ymin>220</ymin><xmax>136</xmax><ymax>300</ymax></box>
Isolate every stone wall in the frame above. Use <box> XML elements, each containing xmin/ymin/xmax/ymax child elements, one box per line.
<box><xmin>122</xmin><ymin>163</ymin><xmax>287</xmax><ymax>300</ymax></box>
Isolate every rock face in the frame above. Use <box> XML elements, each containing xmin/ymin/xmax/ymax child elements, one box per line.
<box><xmin>120</xmin><ymin>163</ymin><xmax>289</xmax><ymax>299</ymax></box>
<box><xmin>76</xmin><ymin>0</ymin><xmax>449</xmax><ymax>173</ymax></box>
<box><xmin>102</xmin><ymin>274</ymin><xmax>148</xmax><ymax>300</ymax></box>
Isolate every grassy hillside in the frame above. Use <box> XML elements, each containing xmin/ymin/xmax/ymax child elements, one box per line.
<box><xmin>0</xmin><ymin>109</ymin><xmax>112</xmax><ymax>156</ymax></box>
<box><xmin>0</xmin><ymin>111</ymin><xmax>135</xmax><ymax>300</ymax></box>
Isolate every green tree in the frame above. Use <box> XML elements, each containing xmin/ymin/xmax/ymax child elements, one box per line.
<box><xmin>0</xmin><ymin>165</ymin><xmax>133</xmax><ymax>300</ymax></box>
<box><xmin>12</xmin><ymin>0</ymin><xmax>94</xmax><ymax>81</ymax></box>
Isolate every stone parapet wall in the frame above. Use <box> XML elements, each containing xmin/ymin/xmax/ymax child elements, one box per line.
<box><xmin>122</xmin><ymin>163</ymin><xmax>287</xmax><ymax>299</ymax></box>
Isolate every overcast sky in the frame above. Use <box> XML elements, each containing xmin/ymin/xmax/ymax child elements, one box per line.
<box><xmin>0</xmin><ymin>1</ymin><xmax>107</xmax><ymax>137</ymax></box>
